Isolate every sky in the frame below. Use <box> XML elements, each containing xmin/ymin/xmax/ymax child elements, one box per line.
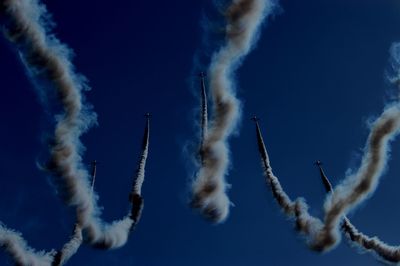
<box><xmin>1</xmin><ymin>0</ymin><xmax>400</xmax><ymax>265</ymax></box>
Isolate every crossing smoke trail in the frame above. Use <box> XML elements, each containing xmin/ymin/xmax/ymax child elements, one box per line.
<box><xmin>0</xmin><ymin>216</ymin><xmax>83</xmax><ymax>266</ymax></box>
<box><xmin>254</xmin><ymin>101</ymin><xmax>400</xmax><ymax>252</ymax></box>
<box><xmin>51</xmin><ymin>160</ymin><xmax>99</xmax><ymax>266</ymax></box>
<box><xmin>1</xmin><ymin>0</ymin><xmax>146</xmax><ymax>252</ymax></box>
<box><xmin>191</xmin><ymin>0</ymin><xmax>277</xmax><ymax>223</ymax></box>
<box><xmin>318</xmin><ymin>163</ymin><xmax>400</xmax><ymax>265</ymax></box>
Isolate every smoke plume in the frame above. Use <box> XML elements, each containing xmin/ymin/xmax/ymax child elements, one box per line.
<box><xmin>254</xmin><ymin>103</ymin><xmax>400</xmax><ymax>252</ymax></box>
<box><xmin>191</xmin><ymin>0</ymin><xmax>277</xmax><ymax>223</ymax></box>
<box><xmin>318</xmin><ymin>162</ymin><xmax>400</xmax><ymax>265</ymax></box>
<box><xmin>0</xmin><ymin>224</ymin><xmax>54</xmax><ymax>266</ymax></box>
<box><xmin>1</xmin><ymin>0</ymin><xmax>147</xmax><ymax>253</ymax></box>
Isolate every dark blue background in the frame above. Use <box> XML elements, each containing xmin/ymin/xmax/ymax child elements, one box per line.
<box><xmin>1</xmin><ymin>0</ymin><xmax>400</xmax><ymax>265</ymax></box>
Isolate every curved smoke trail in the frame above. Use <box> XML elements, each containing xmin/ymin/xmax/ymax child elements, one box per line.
<box><xmin>0</xmin><ymin>222</ymin><xmax>84</xmax><ymax>266</ymax></box>
<box><xmin>1</xmin><ymin>0</ymin><xmax>147</xmax><ymax>251</ymax></box>
<box><xmin>318</xmin><ymin>162</ymin><xmax>400</xmax><ymax>265</ymax></box>
<box><xmin>51</xmin><ymin>224</ymin><xmax>83</xmax><ymax>266</ymax></box>
<box><xmin>191</xmin><ymin>0</ymin><xmax>277</xmax><ymax>223</ymax></box>
<box><xmin>254</xmin><ymin>102</ymin><xmax>400</xmax><ymax>252</ymax></box>
<box><xmin>0</xmin><ymin>224</ymin><xmax>54</xmax><ymax>266</ymax></box>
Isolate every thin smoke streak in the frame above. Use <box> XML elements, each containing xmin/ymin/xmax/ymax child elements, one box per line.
<box><xmin>191</xmin><ymin>0</ymin><xmax>276</xmax><ymax>223</ymax></box>
<box><xmin>199</xmin><ymin>72</ymin><xmax>208</xmax><ymax>166</ymax></box>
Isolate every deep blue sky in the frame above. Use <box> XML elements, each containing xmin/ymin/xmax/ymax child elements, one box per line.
<box><xmin>1</xmin><ymin>0</ymin><xmax>400</xmax><ymax>265</ymax></box>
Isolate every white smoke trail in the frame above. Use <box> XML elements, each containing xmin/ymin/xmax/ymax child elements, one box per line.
<box><xmin>0</xmin><ymin>224</ymin><xmax>54</xmax><ymax>266</ymax></box>
<box><xmin>51</xmin><ymin>224</ymin><xmax>83</xmax><ymax>266</ymax></box>
<box><xmin>318</xmin><ymin>161</ymin><xmax>400</xmax><ymax>265</ymax></box>
<box><xmin>199</xmin><ymin>72</ymin><xmax>208</xmax><ymax>166</ymax></box>
<box><xmin>191</xmin><ymin>0</ymin><xmax>277</xmax><ymax>223</ymax></box>
<box><xmin>255</xmin><ymin>103</ymin><xmax>400</xmax><ymax>252</ymax></box>
<box><xmin>1</xmin><ymin>0</ymin><xmax>146</xmax><ymax>250</ymax></box>
<box><xmin>131</xmin><ymin>116</ymin><xmax>150</xmax><ymax>197</ymax></box>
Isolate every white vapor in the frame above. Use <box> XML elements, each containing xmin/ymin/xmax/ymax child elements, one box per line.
<box><xmin>255</xmin><ymin>38</ymin><xmax>400</xmax><ymax>258</ymax></box>
<box><xmin>191</xmin><ymin>0</ymin><xmax>277</xmax><ymax>223</ymax></box>
<box><xmin>1</xmin><ymin>0</ymin><xmax>147</xmax><ymax>258</ymax></box>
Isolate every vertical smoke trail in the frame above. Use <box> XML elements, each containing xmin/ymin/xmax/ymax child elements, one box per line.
<box><xmin>199</xmin><ymin>72</ymin><xmax>208</xmax><ymax>166</ymax></box>
<box><xmin>318</xmin><ymin>163</ymin><xmax>400</xmax><ymax>264</ymax></box>
<box><xmin>1</xmin><ymin>0</ymin><xmax>147</xmax><ymax>249</ymax></box>
<box><xmin>191</xmin><ymin>0</ymin><xmax>277</xmax><ymax>223</ymax></box>
<box><xmin>89</xmin><ymin>161</ymin><xmax>97</xmax><ymax>196</ymax></box>
<box><xmin>254</xmin><ymin>105</ymin><xmax>400</xmax><ymax>252</ymax></box>
<box><xmin>131</xmin><ymin>115</ymin><xmax>150</xmax><ymax>196</ymax></box>
<box><xmin>129</xmin><ymin>115</ymin><xmax>150</xmax><ymax>225</ymax></box>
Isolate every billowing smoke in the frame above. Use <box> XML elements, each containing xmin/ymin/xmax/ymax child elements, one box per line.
<box><xmin>318</xmin><ymin>162</ymin><xmax>400</xmax><ymax>264</ymax></box>
<box><xmin>51</xmin><ymin>224</ymin><xmax>83</xmax><ymax>266</ymax></box>
<box><xmin>254</xmin><ymin>119</ymin><xmax>325</xmax><ymax>235</ymax></box>
<box><xmin>0</xmin><ymin>222</ymin><xmax>84</xmax><ymax>266</ymax></box>
<box><xmin>191</xmin><ymin>0</ymin><xmax>277</xmax><ymax>223</ymax></box>
<box><xmin>255</xmin><ymin>103</ymin><xmax>400</xmax><ymax>252</ymax></box>
<box><xmin>0</xmin><ymin>224</ymin><xmax>54</xmax><ymax>266</ymax></box>
<box><xmin>2</xmin><ymin>0</ymin><xmax>147</xmax><ymax>252</ymax></box>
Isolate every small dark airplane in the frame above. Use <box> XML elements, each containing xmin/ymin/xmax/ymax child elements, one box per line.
<box><xmin>314</xmin><ymin>160</ymin><xmax>323</xmax><ymax>166</ymax></box>
<box><xmin>251</xmin><ymin>116</ymin><xmax>260</xmax><ymax>122</ymax></box>
<box><xmin>145</xmin><ymin>113</ymin><xmax>152</xmax><ymax>119</ymax></box>
<box><xmin>198</xmin><ymin>71</ymin><xmax>206</xmax><ymax>78</ymax></box>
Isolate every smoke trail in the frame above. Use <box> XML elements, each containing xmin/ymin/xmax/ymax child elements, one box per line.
<box><xmin>129</xmin><ymin>115</ymin><xmax>149</xmax><ymax>225</ymax></box>
<box><xmin>0</xmin><ymin>222</ymin><xmax>83</xmax><ymax>266</ymax></box>
<box><xmin>318</xmin><ymin>163</ymin><xmax>400</xmax><ymax>265</ymax></box>
<box><xmin>254</xmin><ymin>105</ymin><xmax>400</xmax><ymax>251</ymax></box>
<box><xmin>254</xmin><ymin>119</ymin><xmax>324</xmax><ymax>235</ymax></box>
<box><xmin>51</xmin><ymin>224</ymin><xmax>83</xmax><ymax>266</ymax></box>
<box><xmin>89</xmin><ymin>161</ymin><xmax>97</xmax><ymax>196</ymax></box>
<box><xmin>51</xmin><ymin>160</ymin><xmax>101</xmax><ymax>266</ymax></box>
<box><xmin>0</xmin><ymin>224</ymin><xmax>54</xmax><ymax>266</ymax></box>
<box><xmin>199</xmin><ymin>72</ymin><xmax>208</xmax><ymax>166</ymax></box>
<box><xmin>1</xmin><ymin>0</ymin><xmax>146</xmax><ymax>249</ymax></box>
<box><xmin>191</xmin><ymin>0</ymin><xmax>277</xmax><ymax>223</ymax></box>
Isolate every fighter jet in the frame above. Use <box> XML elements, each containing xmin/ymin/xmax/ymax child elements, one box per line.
<box><xmin>251</xmin><ymin>116</ymin><xmax>260</xmax><ymax>122</ymax></box>
<box><xmin>144</xmin><ymin>113</ymin><xmax>151</xmax><ymax>119</ymax></box>
<box><xmin>198</xmin><ymin>71</ymin><xmax>206</xmax><ymax>78</ymax></box>
<box><xmin>314</xmin><ymin>160</ymin><xmax>333</xmax><ymax>192</ymax></box>
<box><xmin>314</xmin><ymin>160</ymin><xmax>323</xmax><ymax>166</ymax></box>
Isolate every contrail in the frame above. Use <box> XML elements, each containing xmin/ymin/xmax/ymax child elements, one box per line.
<box><xmin>254</xmin><ymin>106</ymin><xmax>400</xmax><ymax>252</ymax></box>
<box><xmin>2</xmin><ymin>0</ymin><xmax>147</xmax><ymax>250</ymax></box>
<box><xmin>317</xmin><ymin>162</ymin><xmax>400</xmax><ymax>265</ymax></box>
<box><xmin>191</xmin><ymin>0</ymin><xmax>277</xmax><ymax>223</ymax></box>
